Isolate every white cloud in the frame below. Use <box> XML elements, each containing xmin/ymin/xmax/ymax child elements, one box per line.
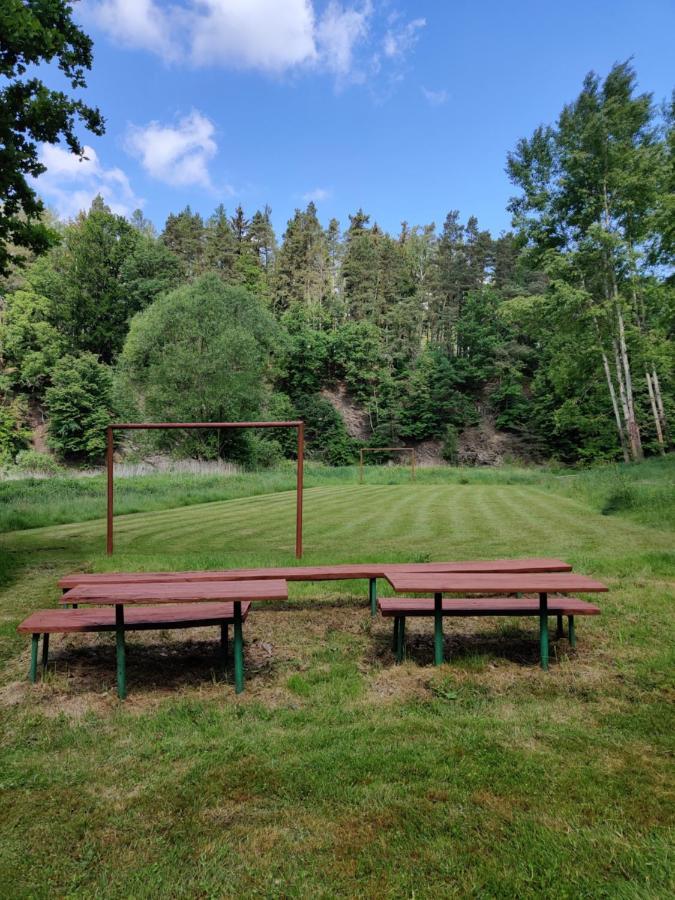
<box><xmin>421</xmin><ymin>86</ymin><xmax>448</xmax><ymax>106</ymax></box>
<box><xmin>189</xmin><ymin>0</ymin><xmax>317</xmax><ymax>71</ymax></box>
<box><xmin>34</xmin><ymin>144</ymin><xmax>142</xmax><ymax>218</ymax></box>
<box><xmin>82</xmin><ymin>0</ymin><xmax>178</xmax><ymax>59</ymax></box>
<box><xmin>316</xmin><ymin>1</ymin><xmax>372</xmax><ymax>78</ymax></box>
<box><xmin>81</xmin><ymin>1</ymin><xmax>424</xmax><ymax>88</ymax></box>
<box><xmin>126</xmin><ymin>110</ymin><xmax>217</xmax><ymax>188</ymax></box>
<box><xmin>302</xmin><ymin>187</ymin><xmax>331</xmax><ymax>202</ymax></box>
<box><xmin>383</xmin><ymin>16</ymin><xmax>425</xmax><ymax>58</ymax></box>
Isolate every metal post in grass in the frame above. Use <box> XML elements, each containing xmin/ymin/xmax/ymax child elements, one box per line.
<box><xmin>434</xmin><ymin>592</ymin><xmax>444</xmax><ymax>665</ymax></box>
<box><xmin>539</xmin><ymin>592</ymin><xmax>549</xmax><ymax>670</ymax></box>
<box><xmin>29</xmin><ymin>634</ymin><xmax>39</xmax><ymax>683</ymax></box>
<box><xmin>106</xmin><ymin>420</ymin><xmax>305</xmax><ymax>558</ymax></box>
<box><xmin>568</xmin><ymin>615</ymin><xmax>576</xmax><ymax>648</ymax></box>
<box><xmin>41</xmin><ymin>634</ymin><xmax>49</xmax><ymax>673</ymax></box>
<box><xmin>233</xmin><ymin>601</ymin><xmax>244</xmax><ymax>694</ymax></box>
<box><xmin>115</xmin><ymin>604</ymin><xmax>127</xmax><ymax>699</ymax></box>
<box><xmin>396</xmin><ymin>616</ymin><xmax>406</xmax><ymax>663</ymax></box>
<box><xmin>369</xmin><ymin>577</ymin><xmax>377</xmax><ymax>617</ymax></box>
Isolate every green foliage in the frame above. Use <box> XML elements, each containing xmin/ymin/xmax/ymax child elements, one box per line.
<box><xmin>0</xmin><ymin>0</ymin><xmax>104</xmax><ymax>274</ymax></box>
<box><xmin>294</xmin><ymin>394</ymin><xmax>357</xmax><ymax>465</ymax></box>
<box><xmin>44</xmin><ymin>353</ymin><xmax>112</xmax><ymax>461</ymax></box>
<box><xmin>115</xmin><ymin>274</ymin><xmax>279</xmax><ymax>459</ymax></box>
<box><xmin>14</xmin><ymin>448</ymin><xmax>62</xmax><ymax>474</ymax></box>
<box><xmin>441</xmin><ymin>423</ymin><xmax>459</xmax><ymax>463</ymax></box>
<box><xmin>0</xmin><ymin>286</ymin><xmax>67</xmax><ymax>393</ymax></box>
<box><xmin>0</xmin><ymin>395</ymin><xmax>30</xmax><ymax>462</ymax></box>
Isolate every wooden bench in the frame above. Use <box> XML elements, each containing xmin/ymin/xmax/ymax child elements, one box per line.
<box><xmin>58</xmin><ymin>558</ymin><xmax>573</xmax><ymax>617</ymax></box>
<box><xmin>18</xmin><ymin>602</ymin><xmax>252</xmax><ymax>687</ymax></box>
<box><xmin>378</xmin><ymin>596</ymin><xmax>601</xmax><ymax>662</ymax></box>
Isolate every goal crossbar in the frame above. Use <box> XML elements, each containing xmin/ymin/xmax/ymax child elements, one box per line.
<box><xmin>106</xmin><ymin>421</ymin><xmax>304</xmax><ymax>558</ymax></box>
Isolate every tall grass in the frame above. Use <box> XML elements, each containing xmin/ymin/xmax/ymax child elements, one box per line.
<box><xmin>1</xmin><ymin>455</ymin><xmax>672</xmax><ymax>534</ymax></box>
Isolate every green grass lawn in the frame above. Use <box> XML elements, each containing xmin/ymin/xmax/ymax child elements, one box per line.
<box><xmin>0</xmin><ymin>463</ymin><xmax>673</xmax><ymax>897</ymax></box>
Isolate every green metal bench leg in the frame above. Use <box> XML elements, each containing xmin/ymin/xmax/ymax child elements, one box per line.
<box><xmin>396</xmin><ymin>616</ymin><xmax>406</xmax><ymax>663</ymax></box>
<box><xmin>115</xmin><ymin>604</ymin><xmax>127</xmax><ymax>700</ymax></box>
<box><xmin>29</xmin><ymin>634</ymin><xmax>39</xmax><ymax>683</ymax></box>
<box><xmin>568</xmin><ymin>615</ymin><xmax>576</xmax><ymax>649</ymax></box>
<box><xmin>434</xmin><ymin>593</ymin><xmax>444</xmax><ymax>665</ymax></box>
<box><xmin>369</xmin><ymin>578</ymin><xmax>377</xmax><ymax>617</ymax></box>
<box><xmin>42</xmin><ymin>633</ymin><xmax>49</xmax><ymax>673</ymax></box>
<box><xmin>392</xmin><ymin>616</ymin><xmax>399</xmax><ymax>652</ymax></box>
<box><xmin>220</xmin><ymin>623</ymin><xmax>228</xmax><ymax>668</ymax></box>
<box><xmin>556</xmin><ymin>614</ymin><xmax>564</xmax><ymax>639</ymax></box>
<box><xmin>539</xmin><ymin>592</ymin><xmax>549</xmax><ymax>671</ymax></box>
<box><xmin>233</xmin><ymin>601</ymin><xmax>244</xmax><ymax>694</ymax></box>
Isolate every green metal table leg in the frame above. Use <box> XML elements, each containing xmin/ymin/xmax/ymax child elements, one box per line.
<box><xmin>556</xmin><ymin>614</ymin><xmax>564</xmax><ymax>639</ymax></box>
<box><xmin>42</xmin><ymin>633</ymin><xmax>50</xmax><ymax>673</ymax></box>
<box><xmin>29</xmin><ymin>634</ymin><xmax>39</xmax><ymax>683</ymax></box>
<box><xmin>434</xmin><ymin>593</ymin><xmax>444</xmax><ymax>665</ymax></box>
<box><xmin>396</xmin><ymin>617</ymin><xmax>406</xmax><ymax>663</ymax></box>
<box><xmin>568</xmin><ymin>615</ymin><xmax>576</xmax><ymax>648</ymax></box>
<box><xmin>221</xmin><ymin>623</ymin><xmax>228</xmax><ymax>668</ymax></box>
<box><xmin>115</xmin><ymin>604</ymin><xmax>127</xmax><ymax>700</ymax></box>
<box><xmin>233</xmin><ymin>601</ymin><xmax>244</xmax><ymax>694</ymax></box>
<box><xmin>539</xmin><ymin>592</ymin><xmax>549</xmax><ymax>671</ymax></box>
<box><xmin>392</xmin><ymin>616</ymin><xmax>399</xmax><ymax>652</ymax></box>
<box><xmin>369</xmin><ymin>578</ymin><xmax>377</xmax><ymax>617</ymax></box>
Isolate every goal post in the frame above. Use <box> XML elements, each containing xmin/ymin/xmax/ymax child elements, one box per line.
<box><xmin>106</xmin><ymin>420</ymin><xmax>305</xmax><ymax>558</ymax></box>
<box><xmin>358</xmin><ymin>446</ymin><xmax>416</xmax><ymax>484</ymax></box>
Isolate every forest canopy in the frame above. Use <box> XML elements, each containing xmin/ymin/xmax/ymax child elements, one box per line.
<box><xmin>0</xmin><ymin>62</ymin><xmax>672</xmax><ymax>468</ymax></box>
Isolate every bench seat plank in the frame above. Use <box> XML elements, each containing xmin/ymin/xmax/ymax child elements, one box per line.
<box><xmin>18</xmin><ymin>602</ymin><xmax>252</xmax><ymax>634</ymax></box>
<box><xmin>378</xmin><ymin>596</ymin><xmax>600</xmax><ymax>617</ymax></box>
<box><xmin>58</xmin><ymin>558</ymin><xmax>572</xmax><ymax>590</ymax></box>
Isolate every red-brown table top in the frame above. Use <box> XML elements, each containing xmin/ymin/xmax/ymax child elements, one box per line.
<box><xmin>384</xmin><ymin>572</ymin><xmax>607</xmax><ymax>594</ymax></box>
<box><xmin>63</xmin><ymin>579</ymin><xmax>288</xmax><ymax>605</ymax></box>
<box><xmin>58</xmin><ymin>558</ymin><xmax>572</xmax><ymax>589</ymax></box>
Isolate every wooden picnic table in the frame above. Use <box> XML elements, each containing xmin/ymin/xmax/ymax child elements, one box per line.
<box><xmin>383</xmin><ymin>571</ymin><xmax>608</xmax><ymax>669</ymax></box>
<box><xmin>62</xmin><ymin>579</ymin><xmax>288</xmax><ymax>697</ymax></box>
<box><xmin>58</xmin><ymin>558</ymin><xmax>573</xmax><ymax>618</ymax></box>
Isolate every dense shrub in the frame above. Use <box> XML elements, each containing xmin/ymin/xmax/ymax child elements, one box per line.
<box><xmin>45</xmin><ymin>354</ymin><xmax>113</xmax><ymax>462</ymax></box>
<box><xmin>0</xmin><ymin>398</ymin><xmax>30</xmax><ymax>463</ymax></box>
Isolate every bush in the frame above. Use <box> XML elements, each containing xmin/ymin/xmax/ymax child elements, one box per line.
<box><xmin>247</xmin><ymin>436</ymin><xmax>284</xmax><ymax>469</ymax></box>
<box><xmin>442</xmin><ymin>424</ymin><xmax>459</xmax><ymax>463</ymax></box>
<box><xmin>45</xmin><ymin>353</ymin><xmax>113</xmax><ymax>462</ymax></box>
<box><xmin>0</xmin><ymin>398</ymin><xmax>30</xmax><ymax>463</ymax></box>
<box><xmin>14</xmin><ymin>449</ymin><xmax>62</xmax><ymax>474</ymax></box>
<box><xmin>294</xmin><ymin>394</ymin><xmax>357</xmax><ymax>465</ymax></box>
<box><xmin>115</xmin><ymin>274</ymin><xmax>279</xmax><ymax>459</ymax></box>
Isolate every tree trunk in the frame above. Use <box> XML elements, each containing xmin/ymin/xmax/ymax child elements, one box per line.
<box><xmin>651</xmin><ymin>368</ymin><xmax>669</xmax><ymax>445</ymax></box>
<box><xmin>613</xmin><ymin>339</ymin><xmax>637</xmax><ymax>462</ymax></box>
<box><xmin>614</xmin><ymin>299</ymin><xmax>643</xmax><ymax>461</ymax></box>
<box><xmin>602</xmin><ymin>349</ymin><xmax>630</xmax><ymax>462</ymax></box>
<box><xmin>646</xmin><ymin>370</ymin><xmax>666</xmax><ymax>454</ymax></box>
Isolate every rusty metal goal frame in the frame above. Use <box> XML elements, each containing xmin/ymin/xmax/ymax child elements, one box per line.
<box><xmin>358</xmin><ymin>447</ymin><xmax>416</xmax><ymax>484</ymax></box>
<box><xmin>106</xmin><ymin>421</ymin><xmax>305</xmax><ymax>558</ymax></box>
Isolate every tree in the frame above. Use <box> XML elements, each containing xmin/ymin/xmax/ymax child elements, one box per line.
<box><xmin>273</xmin><ymin>203</ymin><xmax>330</xmax><ymax>312</ymax></box>
<box><xmin>45</xmin><ymin>353</ymin><xmax>113</xmax><ymax>462</ymax></box>
<box><xmin>161</xmin><ymin>206</ymin><xmax>205</xmax><ymax>277</ymax></box>
<box><xmin>29</xmin><ymin>198</ymin><xmax>178</xmax><ymax>362</ymax></box>
<box><xmin>0</xmin><ymin>286</ymin><xmax>68</xmax><ymax>393</ymax></box>
<box><xmin>508</xmin><ymin>61</ymin><xmax>670</xmax><ymax>461</ymax></box>
<box><xmin>115</xmin><ymin>274</ymin><xmax>280</xmax><ymax>459</ymax></box>
<box><xmin>0</xmin><ymin>0</ymin><xmax>104</xmax><ymax>274</ymax></box>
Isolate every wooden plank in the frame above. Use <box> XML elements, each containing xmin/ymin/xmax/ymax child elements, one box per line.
<box><xmin>18</xmin><ymin>602</ymin><xmax>252</xmax><ymax>634</ymax></box>
<box><xmin>378</xmin><ymin>596</ymin><xmax>601</xmax><ymax>616</ymax></box>
<box><xmin>62</xmin><ymin>579</ymin><xmax>288</xmax><ymax>606</ymax></box>
<box><xmin>58</xmin><ymin>558</ymin><xmax>572</xmax><ymax>590</ymax></box>
<box><xmin>384</xmin><ymin>572</ymin><xmax>607</xmax><ymax>593</ymax></box>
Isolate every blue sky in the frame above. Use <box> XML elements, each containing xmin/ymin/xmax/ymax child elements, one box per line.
<box><xmin>35</xmin><ymin>0</ymin><xmax>675</xmax><ymax>239</ymax></box>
